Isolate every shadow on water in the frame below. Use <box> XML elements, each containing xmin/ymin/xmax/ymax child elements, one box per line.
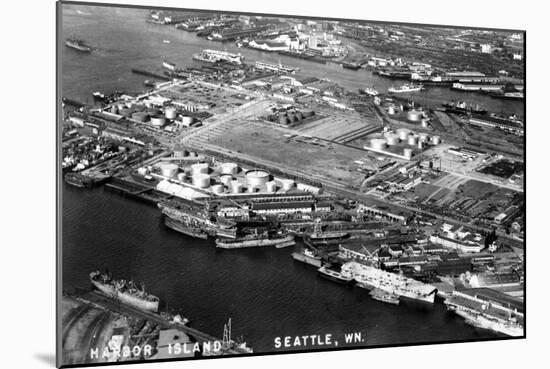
<box><xmin>34</xmin><ymin>353</ymin><xmax>56</xmax><ymax>366</ymax></box>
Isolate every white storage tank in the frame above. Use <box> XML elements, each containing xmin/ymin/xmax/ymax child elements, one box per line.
<box><xmin>403</xmin><ymin>148</ymin><xmax>413</xmax><ymax>160</ymax></box>
<box><xmin>432</xmin><ymin>135</ymin><xmax>441</xmax><ymax>145</ymax></box>
<box><xmin>231</xmin><ymin>180</ymin><xmax>243</xmax><ymax>194</ymax></box>
<box><xmin>407</xmin><ymin>135</ymin><xmax>418</xmax><ymax>146</ymax></box>
<box><xmin>397</xmin><ymin>128</ymin><xmax>411</xmax><ymax>140</ymax></box>
<box><xmin>370</xmin><ymin>138</ymin><xmax>387</xmax><ymax>150</ymax></box>
<box><xmin>220</xmin><ymin>174</ymin><xmax>233</xmax><ymax>187</ymax></box>
<box><xmin>421</xmin><ymin>119</ymin><xmax>429</xmax><ymax>128</ymax></box>
<box><xmin>266</xmin><ymin>181</ymin><xmax>277</xmax><ymax>193</ymax></box>
<box><xmin>407</xmin><ymin>110</ymin><xmax>422</xmax><ymax>122</ymax></box>
<box><xmin>418</xmin><ymin>132</ymin><xmax>430</xmax><ymax>142</ymax></box>
<box><xmin>180</xmin><ymin>116</ymin><xmax>194</xmax><ymax>126</ymax></box>
<box><xmin>279</xmin><ymin>179</ymin><xmax>295</xmax><ymax>191</ymax></box>
<box><xmin>246</xmin><ymin>170</ymin><xmax>270</xmax><ymax>188</ymax></box>
<box><xmin>385</xmin><ymin>133</ymin><xmax>400</xmax><ymax>146</ymax></box>
<box><xmin>150</xmin><ymin>115</ymin><xmax>166</xmax><ymax>127</ymax></box>
<box><xmin>192</xmin><ymin>173</ymin><xmax>210</xmax><ymax>188</ymax></box>
<box><xmin>220</xmin><ymin>162</ymin><xmax>239</xmax><ymax>175</ymax></box>
<box><xmin>211</xmin><ymin>184</ymin><xmax>224</xmax><ymax>195</ymax></box>
<box><xmin>165</xmin><ymin>107</ymin><xmax>177</xmax><ymax>120</ymax></box>
<box><xmin>176</xmin><ymin>172</ymin><xmax>186</xmax><ymax>182</ymax></box>
<box><xmin>156</xmin><ymin>162</ymin><xmax>179</xmax><ymax>178</ymax></box>
<box><xmin>137</xmin><ymin>167</ymin><xmax>148</xmax><ymax>176</ymax></box>
<box><xmin>191</xmin><ymin>163</ymin><xmax>209</xmax><ymax>175</ymax></box>
<box><xmin>388</xmin><ymin>106</ymin><xmax>396</xmax><ymax>115</ymax></box>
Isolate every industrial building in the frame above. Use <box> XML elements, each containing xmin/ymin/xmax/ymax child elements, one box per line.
<box><xmin>429</xmin><ymin>224</ymin><xmax>484</xmax><ymax>253</ymax></box>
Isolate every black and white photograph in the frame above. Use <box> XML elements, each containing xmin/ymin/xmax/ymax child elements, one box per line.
<box><xmin>54</xmin><ymin>1</ymin><xmax>529</xmax><ymax>367</ymax></box>
<box><xmin>8</xmin><ymin>1</ymin><xmax>549</xmax><ymax>368</ymax></box>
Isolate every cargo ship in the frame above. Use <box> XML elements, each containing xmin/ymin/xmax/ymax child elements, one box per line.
<box><xmin>65</xmin><ymin>37</ymin><xmax>92</xmax><ymax>52</ymax></box>
<box><xmin>359</xmin><ymin>87</ymin><xmax>379</xmax><ymax>96</ymax></box>
<box><xmin>317</xmin><ymin>263</ymin><xmax>355</xmax><ymax>284</ymax></box>
<box><xmin>342</xmin><ymin>261</ymin><xmax>437</xmax><ymax>303</ymax></box>
<box><xmin>444</xmin><ymin>290</ymin><xmax>524</xmax><ymax>337</ymax></box>
<box><xmin>192</xmin><ymin>49</ymin><xmax>244</xmax><ymax>65</ymax></box>
<box><xmin>388</xmin><ymin>84</ymin><xmax>423</xmax><ymax>93</ymax></box>
<box><xmin>292</xmin><ymin>247</ymin><xmax>323</xmax><ymax>267</ymax></box>
<box><xmin>90</xmin><ymin>271</ymin><xmax>160</xmax><ymax>312</ymax></box>
<box><xmin>162</xmin><ymin>60</ymin><xmax>176</xmax><ymax>71</ymax></box>
<box><xmin>215</xmin><ymin>231</ymin><xmax>294</xmax><ymax>249</ymax></box>
<box><xmin>305</xmin><ymin>221</ymin><xmax>350</xmax><ymax>246</ymax></box>
<box><xmin>442</xmin><ymin>101</ymin><xmax>487</xmax><ymax>115</ymax></box>
<box><xmin>159</xmin><ymin>201</ymin><xmax>237</xmax><ymax>239</ymax></box>
<box><xmin>254</xmin><ymin>60</ymin><xmax>299</xmax><ymax>74</ymax></box>
<box><xmin>369</xmin><ymin>288</ymin><xmax>400</xmax><ymax>305</ymax></box>
<box><xmin>342</xmin><ymin>62</ymin><xmax>361</xmax><ymax>70</ymax></box>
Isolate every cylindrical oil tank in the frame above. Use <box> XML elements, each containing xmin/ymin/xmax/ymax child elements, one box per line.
<box><xmin>180</xmin><ymin>116</ymin><xmax>194</xmax><ymax>126</ymax></box>
<box><xmin>220</xmin><ymin>175</ymin><xmax>233</xmax><ymax>187</ymax></box>
<box><xmin>192</xmin><ymin>174</ymin><xmax>210</xmax><ymax>188</ymax></box>
<box><xmin>131</xmin><ymin>112</ymin><xmax>149</xmax><ymax>122</ymax></box>
<box><xmin>191</xmin><ymin>163</ymin><xmax>209</xmax><ymax>175</ymax></box>
<box><xmin>279</xmin><ymin>115</ymin><xmax>288</xmax><ymax>125</ymax></box>
<box><xmin>137</xmin><ymin>167</ymin><xmax>148</xmax><ymax>175</ymax></box>
<box><xmin>266</xmin><ymin>181</ymin><xmax>277</xmax><ymax>193</ymax></box>
<box><xmin>246</xmin><ymin>170</ymin><xmax>270</xmax><ymax>188</ymax></box>
<box><xmin>295</xmin><ymin>111</ymin><xmax>303</xmax><ymax>121</ymax></box>
<box><xmin>397</xmin><ymin>128</ymin><xmax>411</xmax><ymax>140</ymax></box>
<box><xmin>176</xmin><ymin>172</ymin><xmax>186</xmax><ymax>182</ymax></box>
<box><xmin>220</xmin><ymin>162</ymin><xmax>238</xmax><ymax>175</ymax></box>
<box><xmin>407</xmin><ymin>110</ymin><xmax>422</xmax><ymax>122</ymax></box>
<box><xmin>388</xmin><ymin>106</ymin><xmax>396</xmax><ymax>115</ymax></box>
<box><xmin>156</xmin><ymin>162</ymin><xmax>179</xmax><ymax>178</ymax></box>
<box><xmin>279</xmin><ymin>179</ymin><xmax>295</xmax><ymax>191</ymax></box>
<box><xmin>165</xmin><ymin>107</ymin><xmax>177</xmax><ymax>120</ymax></box>
<box><xmin>421</xmin><ymin>119</ymin><xmax>429</xmax><ymax>128</ymax></box>
<box><xmin>150</xmin><ymin>115</ymin><xmax>166</xmax><ymax>127</ymax></box>
<box><xmin>403</xmin><ymin>148</ymin><xmax>413</xmax><ymax>160</ymax></box>
<box><xmin>418</xmin><ymin>132</ymin><xmax>430</xmax><ymax>142</ymax></box>
<box><xmin>383</xmin><ymin>126</ymin><xmax>390</xmax><ymax>133</ymax></box>
<box><xmin>386</xmin><ymin>133</ymin><xmax>400</xmax><ymax>146</ymax></box>
<box><xmin>370</xmin><ymin>138</ymin><xmax>387</xmax><ymax>150</ymax></box>
<box><xmin>301</xmin><ymin>109</ymin><xmax>314</xmax><ymax>117</ymax></box>
<box><xmin>432</xmin><ymin>135</ymin><xmax>441</xmax><ymax>145</ymax></box>
<box><xmin>211</xmin><ymin>184</ymin><xmax>224</xmax><ymax>195</ymax></box>
<box><xmin>231</xmin><ymin>180</ymin><xmax>243</xmax><ymax>194</ymax></box>
<box><xmin>407</xmin><ymin>135</ymin><xmax>418</xmax><ymax>146</ymax></box>
<box><xmin>418</xmin><ymin>141</ymin><xmax>425</xmax><ymax>150</ymax></box>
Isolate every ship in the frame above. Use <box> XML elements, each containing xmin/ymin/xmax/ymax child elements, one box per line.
<box><xmin>305</xmin><ymin>220</ymin><xmax>350</xmax><ymax>246</ymax></box>
<box><xmin>192</xmin><ymin>49</ymin><xmax>244</xmax><ymax>65</ymax></box>
<box><xmin>341</xmin><ymin>261</ymin><xmax>437</xmax><ymax>303</ymax></box>
<box><xmin>442</xmin><ymin>101</ymin><xmax>487</xmax><ymax>115</ymax></box>
<box><xmin>254</xmin><ymin>60</ymin><xmax>299</xmax><ymax>74</ymax></box>
<box><xmin>291</xmin><ymin>247</ymin><xmax>323</xmax><ymax>268</ymax></box>
<box><xmin>90</xmin><ymin>271</ymin><xmax>160</xmax><ymax>312</ymax></box>
<box><xmin>65</xmin><ymin>37</ymin><xmax>92</xmax><ymax>52</ymax></box>
<box><xmin>342</xmin><ymin>62</ymin><xmax>361</xmax><ymax>70</ymax></box>
<box><xmin>159</xmin><ymin>201</ymin><xmax>237</xmax><ymax>239</ymax></box>
<box><xmin>64</xmin><ymin>172</ymin><xmax>94</xmax><ymax>188</ymax></box>
<box><xmin>369</xmin><ymin>288</ymin><xmax>400</xmax><ymax>305</ymax></box>
<box><xmin>317</xmin><ymin>263</ymin><xmax>355</xmax><ymax>284</ymax></box>
<box><xmin>444</xmin><ymin>290</ymin><xmax>524</xmax><ymax>337</ymax></box>
<box><xmin>92</xmin><ymin>91</ymin><xmax>105</xmax><ymax>100</ymax></box>
<box><xmin>359</xmin><ymin>87</ymin><xmax>379</xmax><ymax>96</ymax></box>
<box><xmin>162</xmin><ymin>60</ymin><xmax>176</xmax><ymax>71</ymax></box>
<box><xmin>388</xmin><ymin>84</ymin><xmax>423</xmax><ymax>93</ymax></box>
<box><xmin>215</xmin><ymin>231</ymin><xmax>295</xmax><ymax>249</ymax></box>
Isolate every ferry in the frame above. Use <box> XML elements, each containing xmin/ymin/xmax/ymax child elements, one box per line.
<box><xmin>388</xmin><ymin>83</ymin><xmax>423</xmax><ymax>93</ymax></box>
<box><xmin>317</xmin><ymin>264</ymin><xmax>355</xmax><ymax>285</ymax></box>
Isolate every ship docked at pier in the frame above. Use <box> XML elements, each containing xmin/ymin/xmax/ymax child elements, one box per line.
<box><xmin>192</xmin><ymin>49</ymin><xmax>244</xmax><ymax>65</ymax></box>
<box><xmin>65</xmin><ymin>37</ymin><xmax>92</xmax><ymax>52</ymax></box>
<box><xmin>292</xmin><ymin>247</ymin><xmax>323</xmax><ymax>267</ymax></box>
<box><xmin>305</xmin><ymin>221</ymin><xmax>350</xmax><ymax>247</ymax></box>
<box><xmin>159</xmin><ymin>201</ymin><xmax>237</xmax><ymax>239</ymax></box>
<box><xmin>388</xmin><ymin>84</ymin><xmax>424</xmax><ymax>93</ymax></box>
<box><xmin>216</xmin><ymin>231</ymin><xmax>295</xmax><ymax>249</ymax></box>
<box><xmin>341</xmin><ymin>261</ymin><xmax>437</xmax><ymax>303</ymax></box>
<box><xmin>90</xmin><ymin>271</ymin><xmax>160</xmax><ymax>312</ymax></box>
<box><xmin>254</xmin><ymin>60</ymin><xmax>299</xmax><ymax>74</ymax></box>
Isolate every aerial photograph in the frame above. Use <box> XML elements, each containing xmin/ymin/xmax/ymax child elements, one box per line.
<box><xmin>58</xmin><ymin>1</ymin><xmax>525</xmax><ymax>367</ymax></box>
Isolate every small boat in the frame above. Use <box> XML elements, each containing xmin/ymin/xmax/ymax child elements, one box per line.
<box><xmin>163</xmin><ymin>39</ymin><xmax>170</xmax><ymax>44</ymax></box>
<box><xmin>388</xmin><ymin>83</ymin><xmax>423</xmax><ymax>93</ymax></box>
<box><xmin>369</xmin><ymin>288</ymin><xmax>400</xmax><ymax>305</ymax></box>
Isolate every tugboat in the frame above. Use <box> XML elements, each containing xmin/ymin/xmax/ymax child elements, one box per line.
<box><xmin>65</xmin><ymin>37</ymin><xmax>92</xmax><ymax>52</ymax></box>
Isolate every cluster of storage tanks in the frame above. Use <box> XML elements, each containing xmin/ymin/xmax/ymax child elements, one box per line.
<box><xmin>109</xmin><ymin>102</ymin><xmax>195</xmax><ymax>128</ymax></box>
<box><xmin>150</xmin><ymin>160</ymin><xmax>298</xmax><ymax>195</ymax></box>
<box><xmin>369</xmin><ymin>128</ymin><xmax>441</xmax><ymax>159</ymax></box>
<box><xmin>267</xmin><ymin>108</ymin><xmax>315</xmax><ymax>125</ymax></box>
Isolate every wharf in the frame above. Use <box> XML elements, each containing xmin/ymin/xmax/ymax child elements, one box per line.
<box><xmin>72</xmin><ymin>290</ymin><xmax>250</xmax><ymax>355</ymax></box>
<box><xmin>104</xmin><ymin>177</ymin><xmax>172</xmax><ymax>205</ymax></box>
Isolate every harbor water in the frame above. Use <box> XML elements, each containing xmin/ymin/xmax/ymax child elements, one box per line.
<box><xmin>61</xmin><ymin>4</ymin><xmax>506</xmax><ymax>352</ymax></box>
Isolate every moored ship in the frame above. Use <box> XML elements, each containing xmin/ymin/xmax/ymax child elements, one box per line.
<box><xmin>192</xmin><ymin>49</ymin><xmax>244</xmax><ymax>65</ymax></box>
<box><xmin>216</xmin><ymin>231</ymin><xmax>295</xmax><ymax>249</ymax></box>
<box><xmin>444</xmin><ymin>289</ymin><xmax>524</xmax><ymax>337</ymax></box>
<box><xmin>369</xmin><ymin>288</ymin><xmax>400</xmax><ymax>305</ymax></box>
<box><xmin>442</xmin><ymin>101</ymin><xmax>487</xmax><ymax>115</ymax></box>
<box><xmin>291</xmin><ymin>247</ymin><xmax>323</xmax><ymax>267</ymax></box>
<box><xmin>305</xmin><ymin>221</ymin><xmax>350</xmax><ymax>246</ymax></box>
<box><xmin>254</xmin><ymin>60</ymin><xmax>299</xmax><ymax>74</ymax></box>
<box><xmin>317</xmin><ymin>263</ymin><xmax>355</xmax><ymax>284</ymax></box>
<box><xmin>342</xmin><ymin>261</ymin><xmax>436</xmax><ymax>303</ymax></box>
<box><xmin>388</xmin><ymin>83</ymin><xmax>423</xmax><ymax>93</ymax></box>
<box><xmin>65</xmin><ymin>37</ymin><xmax>92</xmax><ymax>52</ymax></box>
<box><xmin>162</xmin><ymin>60</ymin><xmax>176</xmax><ymax>71</ymax></box>
<box><xmin>359</xmin><ymin>87</ymin><xmax>379</xmax><ymax>96</ymax></box>
<box><xmin>90</xmin><ymin>271</ymin><xmax>160</xmax><ymax>312</ymax></box>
